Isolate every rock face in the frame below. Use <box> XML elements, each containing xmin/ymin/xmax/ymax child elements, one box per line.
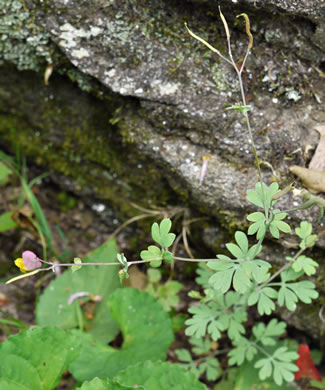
<box><xmin>1</xmin><ymin>0</ymin><xmax>325</xmax><ymax>337</ymax></box>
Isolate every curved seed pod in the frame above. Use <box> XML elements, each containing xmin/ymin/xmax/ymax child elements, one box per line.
<box><xmin>237</xmin><ymin>13</ymin><xmax>253</xmax><ymax>50</ymax></box>
<box><xmin>44</xmin><ymin>63</ymin><xmax>54</xmax><ymax>85</ymax></box>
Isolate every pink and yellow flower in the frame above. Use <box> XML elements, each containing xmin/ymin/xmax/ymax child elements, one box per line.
<box><xmin>14</xmin><ymin>251</ymin><xmax>42</xmax><ymax>273</ymax></box>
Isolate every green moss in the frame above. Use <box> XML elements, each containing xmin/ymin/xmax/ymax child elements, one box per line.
<box><xmin>57</xmin><ymin>192</ymin><xmax>78</xmax><ymax>212</ymax></box>
<box><xmin>0</xmin><ymin>0</ymin><xmax>53</xmax><ymax>71</ymax></box>
<box><xmin>0</xmin><ymin>103</ymin><xmax>175</xmax><ymax>225</ymax></box>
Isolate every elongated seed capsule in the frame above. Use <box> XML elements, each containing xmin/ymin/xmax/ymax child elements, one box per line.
<box><xmin>199</xmin><ymin>155</ymin><xmax>210</xmax><ymax>185</ymax></box>
<box><xmin>271</xmin><ymin>182</ymin><xmax>296</xmax><ymax>200</ymax></box>
<box><xmin>44</xmin><ymin>63</ymin><xmax>54</xmax><ymax>85</ymax></box>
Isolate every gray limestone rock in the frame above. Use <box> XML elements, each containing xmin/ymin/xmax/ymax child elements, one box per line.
<box><xmin>1</xmin><ymin>0</ymin><xmax>325</xmax><ymax>339</ymax></box>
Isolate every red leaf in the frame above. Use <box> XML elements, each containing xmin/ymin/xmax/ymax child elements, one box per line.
<box><xmin>295</xmin><ymin>344</ymin><xmax>322</xmax><ymax>382</ymax></box>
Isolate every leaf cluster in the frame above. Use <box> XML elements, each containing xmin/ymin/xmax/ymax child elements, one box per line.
<box><xmin>185</xmin><ymin>291</ymin><xmax>247</xmax><ymax>342</ymax></box>
<box><xmin>175</xmin><ymin>337</ymin><xmax>222</xmax><ymax>381</ymax></box>
<box><xmin>140</xmin><ymin>219</ymin><xmax>175</xmax><ymax>267</ymax></box>
<box><xmin>229</xmin><ymin>319</ymin><xmax>299</xmax><ymax>385</ymax></box>
<box><xmin>208</xmin><ymin>231</ymin><xmax>270</xmax><ymax>294</ymax></box>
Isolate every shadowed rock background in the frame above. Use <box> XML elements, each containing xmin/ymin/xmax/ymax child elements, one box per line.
<box><xmin>1</xmin><ymin>0</ymin><xmax>325</xmax><ymax>339</ymax></box>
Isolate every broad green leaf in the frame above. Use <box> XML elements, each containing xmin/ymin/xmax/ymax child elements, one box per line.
<box><xmin>0</xmin><ymin>211</ymin><xmax>18</xmax><ymax>232</ymax></box>
<box><xmin>36</xmin><ymin>238</ymin><xmax>121</xmax><ymax>343</ymax></box>
<box><xmin>77</xmin><ymin>378</ymin><xmax>138</xmax><ymax>390</ymax></box>
<box><xmin>69</xmin><ymin>288</ymin><xmax>174</xmax><ymax>382</ymax></box>
<box><xmin>115</xmin><ymin>360</ymin><xmax>207</xmax><ymax>390</ymax></box>
<box><xmin>0</xmin><ymin>355</ymin><xmax>42</xmax><ymax>390</ymax></box>
<box><xmin>0</xmin><ymin>327</ymin><xmax>81</xmax><ymax>390</ymax></box>
<box><xmin>0</xmin><ymin>380</ymin><xmax>28</xmax><ymax>390</ymax></box>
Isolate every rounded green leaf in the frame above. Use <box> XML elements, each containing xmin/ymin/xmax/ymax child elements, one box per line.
<box><xmin>69</xmin><ymin>288</ymin><xmax>174</xmax><ymax>382</ymax></box>
<box><xmin>115</xmin><ymin>360</ymin><xmax>207</xmax><ymax>390</ymax></box>
<box><xmin>77</xmin><ymin>377</ymin><xmax>138</xmax><ymax>390</ymax></box>
<box><xmin>36</xmin><ymin>239</ymin><xmax>120</xmax><ymax>343</ymax></box>
<box><xmin>0</xmin><ymin>327</ymin><xmax>81</xmax><ymax>390</ymax></box>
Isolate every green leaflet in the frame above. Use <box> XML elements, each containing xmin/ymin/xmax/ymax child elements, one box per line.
<box><xmin>276</xmin><ymin>268</ymin><xmax>319</xmax><ymax>311</ymax></box>
<box><xmin>248</xmin><ymin>287</ymin><xmax>277</xmax><ymax>315</ymax></box>
<box><xmin>246</xmin><ymin>182</ymin><xmax>279</xmax><ymax>212</ymax></box>
<box><xmin>208</xmin><ymin>231</ymin><xmax>270</xmax><ymax>294</ymax></box>
<box><xmin>151</xmin><ymin>218</ymin><xmax>176</xmax><ymax>249</ymax></box>
<box><xmin>254</xmin><ymin>347</ymin><xmax>298</xmax><ymax>386</ymax></box>
<box><xmin>141</xmin><ymin>219</ymin><xmax>175</xmax><ymax>267</ymax></box>
<box><xmin>231</xmin><ymin>361</ymin><xmax>296</xmax><ymax>390</ymax></box>
<box><xmin>185</xmin><ymin>292</ymin><xmax>247</xmax><ymax>342</ymax></box>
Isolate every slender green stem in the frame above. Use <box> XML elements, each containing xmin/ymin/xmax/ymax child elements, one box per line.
<box><xmin>250</xmin><ymin>341</ymin><xmax>273</xmax><ymax>359</ymax></box>
<box><xmin>256</xmin><ymin>242</ymin><xmax>310</xmax><ymax>291</ymax></box>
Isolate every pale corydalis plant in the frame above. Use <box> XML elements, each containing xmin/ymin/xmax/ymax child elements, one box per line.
<box><xmin>186</xmin><ymin>8</ymin><xmax>267</xmax><ymax>207</ymax></box>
